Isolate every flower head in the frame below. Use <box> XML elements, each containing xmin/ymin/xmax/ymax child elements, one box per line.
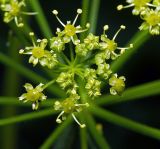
<box><xmin>0</xmin><ymin>0</ymin><xmax>37</xmax><ymax>27</ymax></box>
<box><xmin>52</xmin><ymin>9</ymin><xmax>90</xmax><ymax>45</ymax></box>
<box><xmin>139</xmin><ymin>8</ymin><xmax>160</xmax><ymax>35</ymax></box>
<box><xmin>54</xmin><ymin>95</ymin><xmax>89</xmax><ymax>128</ymax></box>
<box><xmin>99</xmin><ymin>25</ymin><xmax>133</xmax><ymax>60</ymax></box>
<box><xmin>109</xmin><ymin>74</ymin><xmax>126</xmax><ymax>95</ymax></box>
<box><xmin>19</xmin><ymin>83</ymin><xmax>46</xmax><ymax>110</ymax></box>
<box><xmin>117</xmin><ymin>0</ymin><xmax>156</xmax><ymax>15</ymax></box>
<box><xmin>19</xmin><ymin>32</ymin><xmax>57</xmax><ymax>68</ymax></box>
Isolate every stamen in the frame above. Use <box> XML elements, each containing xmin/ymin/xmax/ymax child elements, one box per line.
<box><xmin>73</xmin><ymin>9</ymin><xmax>82</xmax><ymax>25</ymax></box>
<box><xmin>146</xmin><ymin>3</ymin><xmax>157</xmax><ymax>8</ymax></box>
<box><xmin>86</xmin><ymin>23</ymin><xmax>90</xmax><ymax>28</ymax></box>
<box><xmin>19</xmin><ymin>49</ymin><xmax>24</xmax><ymax>54</ymax></box>
<box><xmin>103</xmin><ymin>25</ymin><xmax>109</xmax><ymax>34</ymax></box>
<box><xmin>72</xmin><ymin>113</ymin><xmax>86</xmax><ymax>128</ymax></box>
<box><xmin>21</xmin><ymin>11</ymin><xmax>38</xmax><ymax>15</ymax></box>
<box><xmin>29</xmin><ymin>32</ymin><xmax>36</xmax><ymax>47</ymax></box>
<box><xmin>76</xmin><ymin>28</ymin><xmax>88</xmax><ymax>33</ymax></box>
<box><xmin>117</xmin><ymin>43</ymin><xmax>133</xmax><ymax>50</ymax></box>
<box><xmin>14</xmin><ymin>17</ymin><xmax>23</xmax><ymax>27</ymax></box>
<box><xmin>117</xmin><ymin>4</ymin><xmax>134</xmax><ymax>10</ymax></box>
<box><xmin>75</xmin><ymin>103</ymin><xmax>89</xmax><ymax>107</ymax></box>
<box><xmin>75</xmin><ymin>23</ymin><xmax>90</xmax><ymax>33</ymax></box>
<box><xmin>112</xmin><ymin>25</ymin><xmax>126</xmax><ymax>40</ymax></box>
<box><xmin>52</xmin><ymin>10</ymin><xmax>65</xmax><ymax>27</ymax></box>
<box><xmin>56</xmin><ymin>111</ymin><xmax>64</xmax><ymax>123</ymax></box>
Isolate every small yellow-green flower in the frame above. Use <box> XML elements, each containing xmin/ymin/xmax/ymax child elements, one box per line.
<box><xmin>0</xmin><ymin>0</ymin><xmax>37</xmax><ymax>27</ymax></box>
<box><xmin>19</xmin><ymin>32</ymin><xmax>57</xmax><ymax>68</ymax></box>
<box><xmin>117</xmin><ymin>0</ymin><xmax>157</xmax><ymax>15</ymax></box>
<box><xmin>54</xmin><ymin>95</ymin><xmax>89</xmax><ymax>128</ymax></box>
<box><xmin>52</xmin><ymin>9</ymin><xmax>90</xmax><ymax>45</ymax></box>
<box><xmin>97</xmin><ymin>63</ymin><xmax>112</xmax><ymax>79</ymax></box>
<box><xmin>99</xmin><ymin>25</ymin><xmax>133</xmax><ymax>60</ymax></box>
<box><xmin>19</xmin><ymin>83</ymin><xmax>46</xmax><ymax>110</ymax></box>
<box><xmin>139</xmin><ymin>8</ymin><xmax>160</xmax><ymax>35</ymax></box>
<box><xmin>84</xmin><ymin>33</ymin><xmax>99</xmax><ymax>50</ymax></box>
<box><xmin>109</xmin><ymin>74</ymin><xmax>126</xmax><ymax>95</ymax></box>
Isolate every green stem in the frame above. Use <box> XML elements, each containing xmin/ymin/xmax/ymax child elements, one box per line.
<box><xmin>96</xmin><ymin>80</ymin><xmax>160</xmax><ymax>106</ymax></box>
<box><xmin>43</xmin><ymin>79</ymin><xmax>56</xmax><ymax>90</ymax></box>
<box><xmin>80</xmin><ymin>114</ymin><xmax>88</xmax><ymax>149</ymax></box>
<box><xmin>80</xmin><ymin>0</ymin><xmax>90</xmax><ymax>40</ymax></box>
<box><xmin>27</xmin><ymin>0</ymin><xmax>52</xmax><ymax>38</ymax></box>
<box><xmin>2</xmin><ymin>34</ymin><xmax>20</xmax><ymax>149</ymax></box>
<box><xmin>0</xmin><ymin>109</ymin><xmax>57</xmax><ymax>126</ymax></box>
<box><xmin>88</xmin><ymin>0</ymin><xmax>100</xmax><ymax>34</ymax></box>
<box><xmin>78</xmin><ymin>78</ymin><xmax>110</xmax><ymax>149</ymax></box>
<box><xmin>111</xmin><ymin>31</ymin><xmax>151</xmax><ymax>72</ymax></box>
<box><xmin>91</xmin><ymin>106</ymin><xmax>160</xmax><ymax>140</ymax></box>
<box><xmin>0</xmin><ymin>52</ymin><xmax>65</xmax><ymax>97</ymax></box>
<box><xmin>85</xmin><ymin>112</ymin><xmax>110</xmax><ymax>149</ymax></box>
<box><xmin>69</xmin><ymin>42</ymin><xmax>74</xmax><ymax>62</ymax></box>
<box><xmin>0</xmin><ymin>97</ymin><xmax>63</xmax><ymax>107</ymax></box>
<box><xmin>39</xmin><ymin>117</ymin><xmax>72</xmax><ymax>149</ymax></box>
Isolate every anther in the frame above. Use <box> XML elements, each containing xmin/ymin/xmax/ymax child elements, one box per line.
<box><xmin>104</xmin><ymin>25</ymin><xmax>109</xmax><ymax>31</ymax></box>
<box><xmin>77</xmin><ymin>9</ymin><xmax>82</xmax><ymax>14</ymax></box>
<box><xmin>52</xmin><ymin>10</ymin><xmax>58</xmax><ymax>15</ymax></box>
<box><xmin>29</xmin><ymin>32</ymin><xmax>34</xmax><ymax>36</ymax></box>
<box><xmin>117</xmin><ymin>5</ymin><xmax>123</xmax><ymax>10</ymax></box>
<box><xmin>120</xmin><ymin>25</ymin><xmax>126</xmax><ymax>29</ymax></box>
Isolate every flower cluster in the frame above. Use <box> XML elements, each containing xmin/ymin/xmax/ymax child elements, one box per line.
<box><xmin>117</xmin><ymin>0</ymin><xmax>160</xmax><ymax>35</ymax></box>
<box><xmin>0</xmin><ymin>0</ymin><xmax>37</xmax><ymax>27</ymax></box>
<box><xmin>19</xmin><ymin>8</ymin><xmax>132</xmax><ymax>127</ymax></box>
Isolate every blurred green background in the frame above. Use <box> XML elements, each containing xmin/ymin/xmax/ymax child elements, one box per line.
<box><xmin>0</xmin><ymin>0</ymin><xmax>160</xmax><ymax>149</ymax></box>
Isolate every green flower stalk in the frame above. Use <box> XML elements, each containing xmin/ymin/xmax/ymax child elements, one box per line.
<box><xmin>0</xmin><ymin>0</ymin><xmax>37</xmax><ymax>27</ymax></box>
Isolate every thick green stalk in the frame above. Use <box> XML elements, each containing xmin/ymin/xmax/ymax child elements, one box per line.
<box><xmin>85</xmin><ymin>112</ymin><xmax>110</xmax><ymax>149</ymax></box>
<box><xmin>0</xmin><ymin>52</ymin><xmax>65</xmax><ymax>97</ymax></box>
<box><xmin>80</xmin><ymin>114</ymin><xmax>88</xmax><ymax>149</ymax></box>
<box><xmin>0</xmin><ymin>109</ymin><xmax>56</xmax><ymax>126</ymax></box>
<box><xmin>111</xmin><ymin>31</ymin><xmax>150</xmax><ymax>72</ymax></box>
<box><xmin>78</xmin><ymin>79</ymin><xmax>110</xmax><ymax>149</ymax></box>
<box><xmin>2</xmin><ymin>36</ymin><xmax>20</xmax><ymax>149</ymax></box>
<box><xmin>88</xmin><ymin>0</ymin><xmax>100</xmax><ymax>33</ymax></box>
<box><xmin>91</xmin><ymin>106</ymin><xmax>160</xmax><ymax>140</ymax></box>
<box><xmin>80</xmin><ymin>0</ymin><xmax>90</xmax><ymax>40</ymax></box>
<box><xmin>0</xmin><ymin>97</ymin><xmax>62</xmax><ymax>107</ymax></box>
<box><xmin>27</xmin><ymin>0</ymin><xmax>52</xmax><ymax>38</ymax></box>
<box><xmin>40</xmin><ymin>117</ymin><xmax>72</xmax><ymax>149</ymax></box>
<box><xmin>96</xmin><ymin>80</ymin><xmax>160</xmax><ymax>106</ymax></box>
